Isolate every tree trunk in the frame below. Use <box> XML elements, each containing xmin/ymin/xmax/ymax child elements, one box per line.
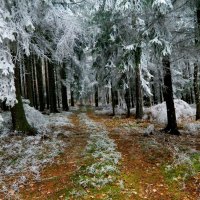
<box><xmin>114</xmin><ymin>91</ymin><xmax>118</xmax><ymax>106</ymax></box>
<box><xmin>130</xmin><ymin>81</ymin><xmax>135</xmax><ymax>108</ymax></box>
<box><xmin>11</xmin><ymin>61</ymin><xmax>35</xmax><ymax>134</ymax></box>
<box><xmin>20</xmin><ymin>60</ymin><xmax>26</xmax><ymax>97</ymax></box>
<box><xmin>55</xmin><ymin>68</ymin><xmax>60</xmax><ymax>109</ymax></box>
<box><xmin>44</xmin><ymin>59</ymin><xmax>50</xmax><ymax>109</ymax></box>
<box><xmin>193</xmin><ymin>63</ymin><xmax>200</xmax><ymax>120</ymax></box>
<box><xmin>135</xmin><ymin>47</ymin><xmax>143</xmax><ymax>119</ymax></box>
<box><xmin>36</xmin><ymin>57</ymin><xmax>45</xmax><ymax>111</ymax></box>
<box><xmin>24</xmin><ymin>55</ymin><xmax>34</xmax><ymax>106</ymax></box>
<box><xmin>32</xmin><ymin>56</ymin><xmax>38</xmax><ymax>109</ymax></box>
<box><xmin>60</xmin><ymin>65</ymin><xmax>69</xmax><ymax>111</ymax></box>
<box><xmin>162</xmin><ymin>55</ymin><xmax>180</xmax><ymax>135</ymax></box>
<box><xmin>70</xmin><ymin>87</ymin><xmax>74</xmax><ymax>107</ymax></box>
<box><xmin>48</xmin><ymin>60</ymin><xmax>58</xmax><ymax>113</ymax></box>
<box><xmin>125</xmin><ymin>88</ymin><xmax>131</xmax><ymax>117</ymax></box>
<box><xmin>106</xmin><ymin>88</ymin><xmax>110</xmax><ymax>104</ymax></box>
<box><xmin>0</xmin><ymin>100</ymin><xmax>9</xmax><ymax>111</ymax></box>
<box><xmin>95</xmin><ymin>85</ymin><xmax>98</xmax><ymax>107</ymax></box>
<box><xmin>111</xmin><ymin>85</ymin><xmax>115</xmax><ymax>116</ymax></box>
<box><xmin>194</xmin><ymin>3</ymin><xmax>200</xmax><ymax>120</ymax></box>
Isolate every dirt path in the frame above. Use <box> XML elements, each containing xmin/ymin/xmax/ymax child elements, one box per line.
<box><xmin>89</xmin><ymin>113</ymin><xmax>199</xmax><ymax>200</ymax></box>
<box><xmin>19</xmin><ymin>113</ymin><xmax>89</xmax><ymax>200</ymax></box>
<box><xmin>12</xmin><ymin>110</ymin><xmax>200</xmax><ymax>199</ymax></box>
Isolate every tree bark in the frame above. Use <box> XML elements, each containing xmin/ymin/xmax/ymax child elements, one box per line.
<box><xmin>106</xmin><ymin>88</ymin><xmax>110</xmax><ymax>104</ymax></box>
<box><xmin>111</xmin><ymin>85</ymin><xmax>115</xmax><ymax>116</ymax></box>
<box><xmin>162</xmin><ymin>55</ymin><xmax>180</xmax><ymax>135</ymax></box>
<box><xmin>130</xmin><ymin>79</ymin><xmax>135</xmax><ymax>108</ymax></box>
<box><xmin>125</xmin><ymin>88</ymin><xmax>131</xmax><ymax>117</ymax></box>
<box><xmin>55</xmin><ymin>68</ymin><xmax>60</xmax><ymax>109</ymax></box>
<box><xmin>11</xmin><ymin>61</ymin><xmax>35</xmax><ymax>134</ymax></box>
<box><xmin>48</xmin><ymin>60</ymin><xmax>58</xmax><ymax>113</ymax></box>
<box><xmin>60</xmin><ymin>65</ymin><xmax>69</xmax><ymax>111</ymax></box>
<box><xmin>114</xmin><ymin>91</ymin><xmax>118</xmax><ymax>106</ymax></box>
<box><xmin>193</xmin><ymin>63</ymin><xmax>200</xmax><ymax>120</ymax></box>
<box><xmin>70</xmin><ymin>87</ymin><xmax>74</xmax><ymax>107</ymax></box>
<box><xmin>24</xmin><ymin>55</ymin><xmax>34</xmax><ymax>106</ymax></box>
<box><xmin>95</xmin><ymin>85</ymin><xmax>98</xmax><ymax>107</ymax></box>
<box><xmin>194</xmin><ymin>3</ymin><xmax>200</xmax><ymax>120</ymax></box>
<box><xmin>36</xmin><ymin>57</ymin><xmax>45</xmax><ymax>111</ymax></box>
<box><xmin>44</xmin><ymin>59</ymin><xmax>50</xmax><ymax>109</ymax></box>
<box><xmin>32</xmin><ymin>56</ymin><xmax>38</xmax><ymax>109</ymax></box>
<box><xmin>0</xmin><ymin>100</ymin><xmax>9</xmax><ymax>111</ymax></box>
<box><xmin>135</xmin><ymin>47</ymin><xmax>143</xmax><ymax>119</ymax></box>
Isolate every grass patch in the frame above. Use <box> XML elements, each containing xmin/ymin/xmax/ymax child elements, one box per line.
<box><xmin>191</xmin><ymin>152</ymin><xmax>200</xmax><ymax>172</ymax></box>
<box><xmin>163</xmin><ymin>152</ymin><xmax>200</xmax><ymax>182</ymax></box>
<box><xmin>162</xmin><ymin>151</ymin><xmax>200</xmax><ymax>198</ymax></box>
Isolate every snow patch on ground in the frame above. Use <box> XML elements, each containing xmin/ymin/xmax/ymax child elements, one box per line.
<box><xmin>95</xmin><ymin>100</ymin><xmax>195</xmax><ymax>126</ymax></box>
<box><xmin>184</xmin><ymin>123</ymin><xmax>200</xmax><ymax>134</ymax></box>
<box><xmin>95</xmin><ymin>105</ymin><xmax>126</xmax><ymax>115</ymax></box>
<box><xmin>0</xmin><ymin>112</ymin><xmax>12</xmax><ymax>132</ymax></box>
<box><xmin>0</xmin><ymin>133</ymin><xmax>66</xmax><ymax>196</ymax></box>
<box><xmin>151</xmin><ymin>99</ymin><xmax>195</xmax><ymax>124</ymax></box>
<box><xmin>0</xmin><ymin>103</ymin><xmax>74</xmax><ymax>197</ymax></box>
<box><xmin>70</xmin><ymin>106</ymin><xmax>79</xmax><ymax>111</ymax></box>
<box><xmin>23</xmin><ymin>103</ymin><xmax>48</xmax><ymax>133</ymax></box>
<box><xmin>48</xmin><ymin>112</ymin><xmax>74</xmax><ymax>128</ymax></box>
<box><xmin>0</xmin><ymin>114</ymin><xmax>4</xmax><ymax>129</ymax></box>
<box><xmin>0</xmin><ymin>103</ymin><xmax>74</xmax><ymax>134</ymax></box>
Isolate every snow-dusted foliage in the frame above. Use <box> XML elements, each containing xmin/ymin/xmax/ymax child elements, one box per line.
<box><xmin>73</xmin><ymin>113</ymin><xmax>121</xmax><ymax>191</ymax></box>
<box><xmin>151</xmin><ymin>99</ymin><xmax>195</xmax><ymax>124</ymax></box>
<box><xmin>0</xmin><ymin>51</ymin><xmax>16</xmax><ymax>107</ymax></box>
<box><xmin>0</xmin><ymin>6</ymin><xmax>17</xmax><ymax>105</ymax></box>
<box><xmin>0</xmin><ymin>0</ymin><xmax>84</xmax><ymax>107</ymax></box>
<box><xmin>165</xmin><ymin>146</ymin><xmax>200</xmax><ymax>184</ymax></box>
<box><xmin>152</xmin><ymin>0</ymin><xmax>173</xmax><ymax>14</ymax></box>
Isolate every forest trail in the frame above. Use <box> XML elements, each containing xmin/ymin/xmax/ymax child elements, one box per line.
<box><xmin>17</xmin><ymin>108</ymin><xmax>199</xmax><ymax>200</ymax></box>
<box><xmin>88</xmin><ymin>113</ymin><xmax>199</xmax><ymax>200</ymax></box>
<box><xmin>19</xmin><ymin>112</ymin><xmax>90</xmax><ymax>200</ymax></box>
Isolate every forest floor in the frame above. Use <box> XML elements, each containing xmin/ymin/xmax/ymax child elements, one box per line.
<box><xmin>1</xmin><ymin>106</ymin><xmax>200</xmax><ymax>200</ymax></box>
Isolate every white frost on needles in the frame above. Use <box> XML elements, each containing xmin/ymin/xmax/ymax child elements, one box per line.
<box><xmin>152</xmin><ymin>0</ymin><xmax>173</xmax><ymax>14</ymax></box>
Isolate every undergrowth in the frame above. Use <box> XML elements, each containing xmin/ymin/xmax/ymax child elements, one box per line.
<box><xmin>163</xmin><ymin>146</ymin><xmax>200</xmax><ymax>188</ymax></box>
